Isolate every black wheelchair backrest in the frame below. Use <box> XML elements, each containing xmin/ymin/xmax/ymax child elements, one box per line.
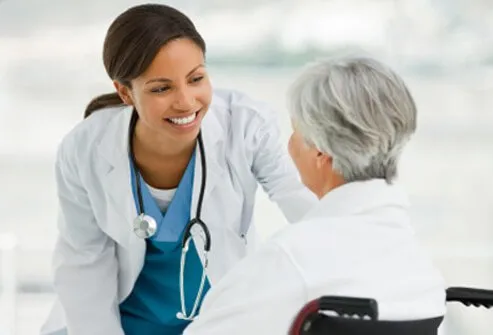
<box><xmin>290</xmin><ymin>286</ymin><xmax>493</xmax><ymax>335</ymax></box>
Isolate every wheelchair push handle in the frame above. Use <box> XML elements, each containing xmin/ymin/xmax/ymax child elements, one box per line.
<box><xmin>446</xmin><ymin>287</ymin><xmax>493</xmax><ymax>309</ymax></box>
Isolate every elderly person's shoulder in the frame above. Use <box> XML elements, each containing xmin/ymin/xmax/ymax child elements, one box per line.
<box><xmin>268</xmin><ymin>179</ymin><xmax>414</xmax><ymax>252</ymax></box>
<box><xmin>265</xmin><ymin>179</ymin><xmax>445</xmax><ymax>321</ymax></box>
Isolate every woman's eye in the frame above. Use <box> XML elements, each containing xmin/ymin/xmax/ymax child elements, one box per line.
<box><xmin>191</xmin><ymin>76</ymin><xmax>204</xmax><ymax>83</ymax></box>
<box><xmin>151</xmin><ymin>86</ymin><xmax>170</xmax><ymax>93</ymax></box>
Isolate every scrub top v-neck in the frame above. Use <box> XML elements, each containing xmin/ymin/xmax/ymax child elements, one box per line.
<box><xmin>120</xmin><ymin>151</ymin><xmax>211</xmax><ymax>335</ymax></box>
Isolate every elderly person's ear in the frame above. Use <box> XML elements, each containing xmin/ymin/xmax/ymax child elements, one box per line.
<box><xmin>315</xmin><ymin>151</ymin><xmax>331</xmax><ymax>168</ymax></box>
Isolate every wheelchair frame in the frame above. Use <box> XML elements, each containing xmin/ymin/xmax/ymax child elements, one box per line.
<box><xmin>290</xmin><ymin>287</ymin><xmax>493</xmax><ymax>335</ymax></box>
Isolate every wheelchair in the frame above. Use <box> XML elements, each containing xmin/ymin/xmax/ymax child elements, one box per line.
<box><xmin>290</xmin><ymin>287</ymin><xmax>493</xmax><ymax>335</ymax></box>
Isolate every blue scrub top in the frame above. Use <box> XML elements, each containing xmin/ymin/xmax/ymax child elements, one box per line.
<box><xmin>120</xmin><ymin>151</ymin><xmax>211</xmax><ymax>335</ymax></box>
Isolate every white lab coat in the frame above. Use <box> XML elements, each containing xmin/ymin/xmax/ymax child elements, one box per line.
<box><xmin>40</xmin><ymin>89</ymin><xmax>317</xmax><ymax>335</ymax></box>
<box><xmin>184</xmin><ymin>179</ymin><xmax>446</xmax><ymax>335</ymax></box>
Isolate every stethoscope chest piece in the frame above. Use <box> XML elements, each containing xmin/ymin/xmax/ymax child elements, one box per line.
<box><xmin>133</xmin><ymin>213</ymin><xmax>158</xmax><ymax>239</ymax></box>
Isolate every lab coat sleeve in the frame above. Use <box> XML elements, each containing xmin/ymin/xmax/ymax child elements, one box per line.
<box><xmin>52</xmin><ymin>145</ymin><xmax>123</xmax><ymax>335</ymax></box>
<box><xmin>183</xmin><ymin>243</ymin><xmax>307</xmax><ymax>335</ymax></box>
<box><xmin>250</xmin><ymin>108</ymin><xmax>317</xmax><ymax>223</ymax></box>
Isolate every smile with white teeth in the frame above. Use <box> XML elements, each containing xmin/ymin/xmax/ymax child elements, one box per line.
<box><xmin>167</xmin><ymin>112</ymin><xmax>197</xmax><ymax>125</ymax></box>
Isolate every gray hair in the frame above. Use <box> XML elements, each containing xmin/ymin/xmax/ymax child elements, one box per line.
<box><xmin>288</xmin><ymin>56</ymin><xmax>417</xmax><ymax>183</ymax></box>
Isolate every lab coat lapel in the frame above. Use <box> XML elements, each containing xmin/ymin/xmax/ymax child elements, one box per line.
<box><xmin>189</xmin><ymin>110</ymin><xmax>225</xmax><ymax>267</ymax></box>
<box><xmin>97</xmin><ymin>107</ymin><xmax>138</xmax><ymax>248</ymax></box>
<box><xmin>190</xmin><ymin>110</ymin><xmax>224</xmax><ymax>221</ymax></box>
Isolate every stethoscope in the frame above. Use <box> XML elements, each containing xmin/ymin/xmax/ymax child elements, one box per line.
<box><xmin>128</xmin><ymin>110</ymin><xmax>211</xmax><ymax>321</ymax></box>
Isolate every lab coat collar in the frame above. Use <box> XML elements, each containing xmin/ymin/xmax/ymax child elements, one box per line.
<box><xmin>303</xmin><ymin>179</ymin><xmax>410</xmax><ymax>221</ymax></box>
<box><xmin>96</xmin><ymin>104</ymin><xmax>224</xmax><ymax>247</ymax></box>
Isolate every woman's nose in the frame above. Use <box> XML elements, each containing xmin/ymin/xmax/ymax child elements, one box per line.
<box><xmin>173</xmin><ymin>89</ymin><xmax>196</xmax><ymax>111</ymax></box>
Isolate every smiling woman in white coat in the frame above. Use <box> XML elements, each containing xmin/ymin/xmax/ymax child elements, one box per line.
<box><xmin>183</xmin><ymin>56</ymin><xmax>447</xmax><ymax>335</ymax></box>
<box><xmin>40</xmin><ymin>4</ymin><xmax>316</xmax><ymax>335</ymax></box>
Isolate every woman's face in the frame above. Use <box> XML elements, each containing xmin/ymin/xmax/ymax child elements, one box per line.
<box><xmin>116</xmin><ymin>38</ymin><xmax>213</xmax><ymax>145</ymax></box>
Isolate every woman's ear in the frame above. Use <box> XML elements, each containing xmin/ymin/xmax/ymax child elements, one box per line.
<box><xmin>113</xmin><ymin>81</ymin><xmax>134</xmax><ymax>105</ymax></box>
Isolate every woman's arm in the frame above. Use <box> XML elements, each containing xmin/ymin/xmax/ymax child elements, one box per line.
<box><xmin>249</xmin><ymin>106</ymin><xmax>317</xmax><ymax>223</ymax></box>
<box><xmin>52</xmin><ymin>144</ymin><xmax>123</xmax><ymax>335</ymax></box>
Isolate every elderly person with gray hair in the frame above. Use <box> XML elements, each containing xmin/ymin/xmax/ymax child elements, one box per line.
<box><xmin>183</xmin><ymin>56</ymin><xmax>446</xmax><ymax>335</ymax></box>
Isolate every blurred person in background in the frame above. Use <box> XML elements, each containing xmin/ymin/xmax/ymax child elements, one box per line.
<box><xmin>40</xmin><ymin>3</ymin><xmax>316</xmax><ymax>335</ymax></box>
<box><xmin>183</xmin><ymin>56</ymin><xmax>446</xmax><ymax>335</ymax></box>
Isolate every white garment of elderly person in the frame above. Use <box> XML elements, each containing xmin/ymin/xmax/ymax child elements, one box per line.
<box><xmin>183</xmin><ymin>56</ymin><xmax>446</xmax><ymax>335</ymax></box>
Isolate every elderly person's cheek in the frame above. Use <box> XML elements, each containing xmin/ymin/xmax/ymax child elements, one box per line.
<box><xmin>288</xmin><ymin>133</ymin><xmax>302</xmax><ymax>168</ymax></box>
<box><xmin>288</xmin><ymin>134</ymin><xmax>295</xmax><ymax>160</ymax></box>
<box><xmin>288</xmin><ymin>132</ymin><xmax>311</xmax><ymax>187</ymax></box>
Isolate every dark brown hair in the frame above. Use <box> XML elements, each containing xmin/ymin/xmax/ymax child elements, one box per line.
<box><xmin>84</xmin><ymin>4</ymin><xmax>206</xmax><ymax>118</ymax></box>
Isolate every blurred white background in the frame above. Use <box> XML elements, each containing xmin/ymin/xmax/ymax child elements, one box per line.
<box><xmin>1</xmin><ymin>0</ymin><xmax>493</xmax><ymax>334</ymax></box>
